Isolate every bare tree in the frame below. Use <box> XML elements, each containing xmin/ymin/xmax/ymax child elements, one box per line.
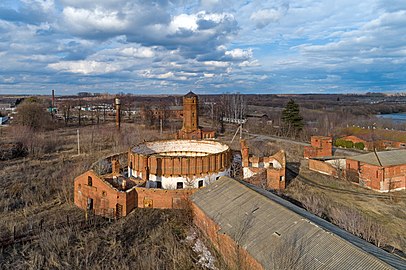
<box><xmin>184</xmin><ymin>177</ymin><xmax>196</xmax><ymax>189</ymax></box>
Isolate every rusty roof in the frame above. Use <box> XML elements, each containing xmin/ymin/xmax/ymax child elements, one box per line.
<box><xmin>191</xmin><ymin>177</ymin><xmax>402</xmax><ymax>270</ymax></box>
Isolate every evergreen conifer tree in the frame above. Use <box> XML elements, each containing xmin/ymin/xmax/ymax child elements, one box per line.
<box><xmin>281</xmin><ymin>99</ymin><xmax>304</xmax><ymax>137</ymax></box>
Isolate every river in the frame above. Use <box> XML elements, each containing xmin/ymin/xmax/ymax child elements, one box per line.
<box><xmin>376</xmin><ymin>112</ymin><xmax>406</xmax><ymax>122</ymax></box>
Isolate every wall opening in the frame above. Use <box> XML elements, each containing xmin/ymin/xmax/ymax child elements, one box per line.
<box><xmin>88</xmin><ymin>176</ymin><xmax>93</xmax><ymax>186</ymax></box>
<box><xmin>177</xmin><ymin>182</ymin><xmax>183</xmax><ymax>189</ymax></box>
<box><xmin>198</xmin><ymin>180</ymin><xmax>203</xmax><ymax>188</ymax></box>
<box><xmin>156</xmin><ymin>181</ymin><xmax>162</xmax><ymax>188</ymax></box>
<box><xmin>87</xmin><ymin>198</ymin><xmax>93</xmax><ymax>210</ymax></box>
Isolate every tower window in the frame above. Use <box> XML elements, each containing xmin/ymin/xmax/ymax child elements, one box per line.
<box><xmin>88</xmin><ymin>176</ymin><xmax>92</xmax><ymax>186</ymax></box>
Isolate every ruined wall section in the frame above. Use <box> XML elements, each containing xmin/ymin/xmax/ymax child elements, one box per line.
<box><xmin>74</xmin><ymin>170</ymin><xmax>137</xmax><ymax>218</ymax></box>
<box><xmin>240</xmin><ymin>139</ymin><xmax>286</xmax><ymax>190</ymax></box>
<box><xmin>136</xmin><ymin>188</ymin><xmax>196</xmax><ymax>209</ymax></box>
<box><xmin>304</xmin><ymin>136</ymin><xmax>333</xmax><ymax>159</ymax></box>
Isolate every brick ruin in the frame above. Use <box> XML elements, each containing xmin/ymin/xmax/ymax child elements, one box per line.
<box><xmin>305</xmin><ymin>135</ymin><xmax>406</xmax><ymax>192</ymax></box>
<box><xmin>240</xmin><ymin>139</ymin><xmax>286</xmax><ymax>190</ymax></box>
<box><xmin>74</xmin><ymin>91</ymin><xmax>231</xmax><ymax>217</ymax></box>
<box><xmin>303</xmin><ymin>136</ymin><xmax>333</xmax><ymax>159</ymax></box>
<box><xmin>74</xmin><ymin>138</ymin><xmax>232</xmax><ymax>218</ymax></box>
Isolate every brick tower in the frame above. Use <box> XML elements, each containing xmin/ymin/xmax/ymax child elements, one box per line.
<box><xmin>177</xmin><ymin>91</ymin><xmax>215</xmax><ymax>139</ymax></box>
<box><xmin>182</xmin><ymin>91</ymin><xmax>198</xmax><ymax>132</ymax></box>
<box><xmin>178</xmin><ymin>91</ymin><xmax>201</xmax><ymax>139</ymax></box>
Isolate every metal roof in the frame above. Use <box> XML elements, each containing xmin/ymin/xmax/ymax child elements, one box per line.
<box><xmin>347</xmin><ymin>149</ymin><xmax>406</xmax><ymax>167</ymax></box>
<box><xmin>191</xmin><ymin>177</ymin><xmax>400</xmax><ymax>270</ymax></box>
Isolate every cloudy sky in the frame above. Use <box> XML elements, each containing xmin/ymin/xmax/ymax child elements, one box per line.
<box><xmin>0</xmin><ymin>0</ymin><xmax>405</xmax><ymax>95</ymax></box>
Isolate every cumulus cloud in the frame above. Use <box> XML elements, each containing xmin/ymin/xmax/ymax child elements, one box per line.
<box><xmin>225</xmin><ymin>48</ymin><xmax>252</xmax><ymax>60</ymax></box>
<box><xmin>48</xmin><ymin>60</ymin><xmax>121</xmax><ymax>74</ymax></box>
<box><xmin>250</xmin><ymin>4</ymin><xmax>289</xmax><ymax>28</ymax></box>
<box><xmin>1</xmin><ymin>0</ymin><xmax>406</xmax><ymax>94</ymax></box>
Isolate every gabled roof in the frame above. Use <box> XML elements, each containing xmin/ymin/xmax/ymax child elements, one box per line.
<box><xmin>347</xmin><ymin>149</ymin><xmax>406</xmax><ymax>167</ymax></box>
<box><xmin>191</xmin><ymin>177</ymin><xmax>397</xmax><ymax>270</ymax></box>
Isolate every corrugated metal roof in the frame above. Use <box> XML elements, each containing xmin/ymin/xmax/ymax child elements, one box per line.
<box><xmin>347</xmin><ymin>149</ymin><xmax>406</xmax><ymax>167</ymax></box>
<box><xmin>191</xmin><ymin>177</ymin><xmax>398</xmax><ymax>270</ymax></box>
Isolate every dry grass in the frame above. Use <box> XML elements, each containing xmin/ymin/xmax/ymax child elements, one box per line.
<box><xmin>0</xmin><ymin>209</ymin><xmax>205</xmax><ymax>270</ymax></box>
<box><xmin>284</xmin><ymin>162</ymin><xmax>406</xmax><ymax>253</ymax></box>
<box><xmin>0</xmin><ymin>123</ymin><xmax>223</xmax><ymax>269</ymax></box>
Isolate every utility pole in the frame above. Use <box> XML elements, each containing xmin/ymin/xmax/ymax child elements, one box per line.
<box><xmin>77</xmin><ymin>129</ymin><xmax>80</xmax><ymax>155</ymax></box>
<box><xmin>240</xmin><ymin>123</ymin><xmax>243</xmax><ymax>139</ymax></box>
<box><xmin>115</xmin><ymin>97</ymin><xmax>121</xmax><ymax>130</ymax></box>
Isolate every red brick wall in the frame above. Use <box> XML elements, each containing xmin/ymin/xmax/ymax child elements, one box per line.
<box><xmin>74</xmin><ymin>170</ymin><xmax>137</xmax><ymax>217</ymax></box>
<box><xmin>304</xmin><ymin>136</ymin><xmax>332</xmax><ymax>158</ymax></box>
<box><xmin>182</xmin><ymin>95</ymin><xmax>198</xmax><ymax>132</ymax></box>
<box><xmin>308</xmin><ymin>159</ymin><xmax>338</xmax><ymax>177</ymax></box>
<box><xmin>266</xmin><ymin>168</ymin><xmax>286</xmax><ymax>190</ymax></box>
<box><xmin>136</xmin><ymin>187</ymin><xmax>196</xmax><ymax>209</ymax></box>
<box><xmin>383</xmin><ymin>164</ymin><xmax>406</xmax><ymax>191</ymax></box>
<box><xmin>129</xmin><ymin>149</ymin><xmax>231</xmax><ymax>179</ymax></box>
<box><xmin>361</xmin><ymin>164</ymin><xmax>383</xmax><ymax>190</ymax></box>
<box><xmin>74</xmin><ymin>170</ymin><xmax>199</xmax><ymax>215</ymax></box>
<box><xmin>192</xmin><ymin>203</ymin><xmax>264</xmax><ymax>270</ymax></box>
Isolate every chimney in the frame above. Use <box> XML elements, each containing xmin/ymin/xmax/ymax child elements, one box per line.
<box><xmin>112</xmin><ymin>159</ymin><xmax>120</xmax><ymax>175</ymax></box>
<box><xmin>121</xmin><ymin>179</ymin><xmax>127</xmax><ymax>190</ymax></box>
<box><xmin>240</xmin><ymin>139</ymin><xmax>249</xmax><ymax>167</ymax></box>
<box><xmin>52</xmin><ymin>89</ymin><xmax>55</xmax><ymax>108</ymax></box>
<box><xmin>115</xmin><ymin>97</ymin><xmax>121</xmax><ymax>130</ymax></box>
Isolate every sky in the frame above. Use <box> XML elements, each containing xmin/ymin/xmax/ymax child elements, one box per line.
<box><xmin>0</xmin><ymin>0</ymin><xmax>406</xmax><ymax>95</ymax></box>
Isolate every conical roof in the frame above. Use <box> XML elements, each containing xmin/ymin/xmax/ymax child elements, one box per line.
<box><xmin>184</xmin><ymin>91</ymin><xmax>197</xmax><ymax>98</ymax></box>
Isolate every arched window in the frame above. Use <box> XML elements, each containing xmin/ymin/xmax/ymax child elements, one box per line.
<box><xmin>88</xmin><ymin>176</ymin><xmax>92</xmax><ymax>186</ymax></box>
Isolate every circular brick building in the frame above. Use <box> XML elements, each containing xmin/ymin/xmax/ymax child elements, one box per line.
<box><xmin>128</xmin><ymin>140</ymin><xmax>232</xmax><ymax>189</ymax></box>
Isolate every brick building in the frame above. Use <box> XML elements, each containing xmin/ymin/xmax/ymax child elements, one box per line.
<box><xmin>240</xmin><ymin>139</ymin><xmax>286</xmax><ymax>190</ymax></box>
<box><xmin>74</xmin><ymin>92</ymin><xmax>230</xmax><ymax>217</ymax></box>
<box><xmin>346</xmin><ymin>150</ymin><xmax>406</xmax><ymax>192</ymax></box>
<box><xmin>304</xmin><ymin>136</ymin><xmax>333</xmax><ymax>158</ymax></box>
<box><xmin>74</xmin><ymin>155</ymin><xmax>200</xmax><ymax>217</ymax></box>
<box><xmin>339</xmin><ymin>135</ymin><xmax>406</xmax><ymax>151</ymax></box>
<box><xmin>128</xmin><ymin>139</ymin><xmax>232</xmax><ymax>189</ymax></box>
<box><xmin>177</xmin><ymin>91</ymin><xmax>215</xmax><ymax>139</ymax></box>
<box><xmin>74</xmin><ymin>140</ymin><xmax>231</xmax><ymax>217</ymax></box>
<box><xmin>191</xmin><ymin>176</ymin><xmax>395</xmax><ymax>270</ymax></box>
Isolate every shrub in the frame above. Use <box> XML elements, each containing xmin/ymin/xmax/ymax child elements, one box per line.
<box><xmin>334</xmin><ymin>139</ymin><xmax>346</xmax><ymax>147</ymax></box>
<box><xmin>344</xmin><ymin>140</ymin><xmax>354</xmax><ymax>148</ymax></box>
<box><xmin>354</xmin><ymin>142</ymin><xmax>365</xmax><ymax>150</ymax></box>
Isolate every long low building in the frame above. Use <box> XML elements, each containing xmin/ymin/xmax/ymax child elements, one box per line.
<box><xmin>191</xmin><ymin>176</ymin><xmax>404</xmax><ymax>270</ymax></box>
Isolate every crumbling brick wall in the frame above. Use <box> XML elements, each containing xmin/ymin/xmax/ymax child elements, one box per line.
<box><xmin>240</xmin><ymin>140</ymin><xmax>286</xmax><ymax>190</ymax></box>
<box><xmin>74</xmin><ymin>170</ymin><xmax>137</xmax><ymax>218</ymax></box>
<box><xmin>304</xmin><ymin>136</ymin><xmax>332</xmax><ymax>158</ymax></box>
<box><xmin>192</xmin><ymin>202</ymin><xmax>264</xmax><ymax>270</ymax></box>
